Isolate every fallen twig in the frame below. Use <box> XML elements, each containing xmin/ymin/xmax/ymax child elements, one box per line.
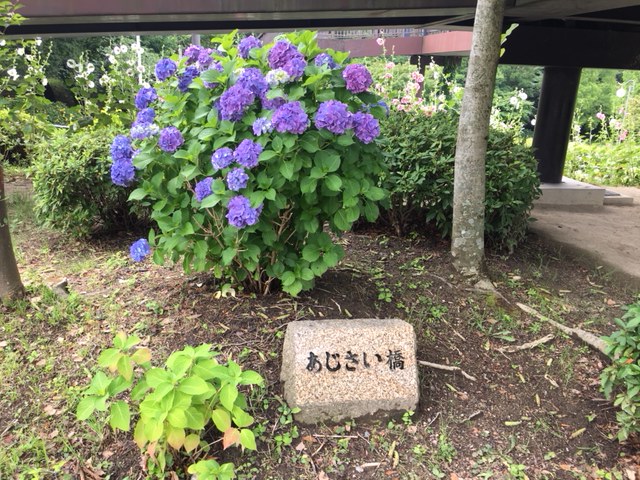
<box><xmin>497</xmin><ymin>334</ymin><xmax>555</xmax><ymax>353</ymax></box>
<box><xmin>516</xmin><ymin>303</ymin><xmax>608</xmax><ymax>356</ymax></box>
<box><xmin>459</xmin><ymin>410</ymin><xmax>483</xmax><ymax>424</ymax></box>
<box><xmin>418</xmin><ymin>360</ymin><xmax>477</xmax><ymax>381</ymax></box>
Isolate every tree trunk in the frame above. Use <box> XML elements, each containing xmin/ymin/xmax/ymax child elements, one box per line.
<box><xmin>451</xmin><ymin>0</ymin><xmax>505</xmax><ymax>277</ymax></box>
<box><xmin>0</xmin><ymin>163</ymin><xmax>25</xmax><ymax>302</ymax></box>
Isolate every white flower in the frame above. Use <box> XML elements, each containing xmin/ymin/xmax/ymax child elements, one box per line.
<box><xmin>35</xmin><ymin>38</ymin><xmax>42</xmax><ymax>46</ymax></box>
<box><xmin>616</xmin><ymin>87</ymin><xmax>627</xmax><ymax>98</ymax></box>
<box><xmin>42</xmin><ymin>77</ymin><xmax>48</xmax><ymax>86</ymax></box>
<box><xmin>120</xmin><ymin>44</ymin><xmax>128</xmax><ymax>53</ymax></box>
<box><xmin>531</xmin><ymin>118</ymin><xmax>537</xmax><ymax>126</ymax></box>
<box><xmin>509</xmin><ymin>96</ymin><xmax>519</xmax><ymax>106</ymax></box>
<box><xmin>7</xmin><ymin>68</ymin><xmax>19</xmax><ymax>80</ymax></box>
<box><xmin>376</xmin><ymin>37</ymin><xmax>385</xmax><ymax>46</ymax></box>
<box><xmin>87</xmin><ymin>80</ymin><xmax>95</xmax><ymax>88</ymax></box>
<box><xmin>25</xmin><ymin>54</ymin><xmax>33</xmax><ymax>61</ymax></box>
<box><xmin>126</xmin><ymin>68</ymin><xmax>133</xmax><ymax>76</ymax></box>
<box><xmin>67</xmin><ymin>58</ymin><xmax>77</xmax><ymax>68</ymax></box>
<box><xmin>108</xmin><ymin>55</ymin><xmax>116</xmax><ymax>64</ymax></box>
<box><xmin>0</xmin><ymin>39</ymin><xmax>6</xmax><ymax>46</ymax></box>
<box><xmin>86</xmin><ymin>63</ymin><xmax>95</xmax><ymax>73</ymax></box>
<box><xmin>136</xmin><ymin>65</ymin><xmax>145</xmax><ymax>73</ymax></box>
<box><xmin>16</xmin><ymin>47</ymin><xmax>24</xmax><ymax>56</ymax></box>
<box><xmin>518</xmin><ymin>91</ymin><xmax>528</xmax><ymax>101</ymax></box>
<box><xmin>113</xmin><ymin>46</ymin><xmax>121</xmax><ymax>55</ymax></box>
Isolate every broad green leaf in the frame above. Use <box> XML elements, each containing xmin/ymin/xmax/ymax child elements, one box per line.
<box><xmin>222</xmin><ymin>248</ymin><xmax>237</xmax><ymax>266</ymax></box>
<box><xmin>179</xmin><ymin>376</ymin><xmax>211</xmax><ymax>396</ymax></box>
<box><xmin>166</xmin><ymin>425</ymin><xmax>186</xmax><ymax>450</ymax></box>
<box><xmin>259</xmin><ymin>149</ymin><xmax>278</xmax><ymax>161</ymax></box>
<box><xmin>76</xmin><ymin>396</ymin><xmax>97</xmax><ymax>421</ymax></box>
<box><xmin>219</xmin><ymin>383</ymin><xmax>239</xmax><ymax>411</ymax></box>
<box><xmin>281</xmin><ymin>271</ymin><xmax>296</xmax><ymax>287</ymax></box>
<box><xmin>239</xmin><ymin>428</ymin><xmax>257</xmax><ymax>450</ymax></box>
<box><xmin>145</xmin><ymin>368</ymin><xmax>171</xmax><ymax>388</ymax></box>
<box><xmin>97</xmin><ymin>348</ymin><xmax>121</xmax><ymax>370</ymax></box>
<box><xmin>325</xmin><ymin>174</ymin><xmax>343</xmax><ymax>192</ymax></box>
<box><xmin>232</xmin><ymin>408</ymin><xmax>254</xmax><ymax>428</ymax></box>
<box><xmin>144</xmin><ymin>419</ymin><xmax>164</xmax><ymax>442</ymax></box>
<box><xmin>167</xmin><ymin>408</ymin><xmax>188</xmax><ymax>428</ymax></box>
<box><xmin>117</xmin><ymin>356</ymin><xmax>134</xmax><ymax>382</ymax></box>
<box><xmin>89</xmin><ymin>371</ymin><xmax>111</xmax><ymax>396</ymax></box>
<box><xmin>128</xmin><ymin>188</ymin><xmax>147</xmax><ymax>201</ymax></box>
<box><xmin>133</xmin><ymin>419</ymin><xmax>148</xmax><ymax>449</ymax></box>
<box><xmin>302</xmin><ymin>244</ymin><xmax>321</xmax><ymax>263</ymax></box>
<box><xmin>280</xmin><ymin>161</ymin><xmax>295</xmax><ymax>180</ymax></box>
<box><xmin>131</xmin><ymin>347</ymin><xmax>151</xmax><ymax>365</ymax></box>
<box><xmin>211</xmin><ymin>408</ymin><xmax>232</xmax><ymax>432</ymax></box>
<box><xmin>184</xmin><ymin>407</ymin><xmax>206</xmax><ymax>430</ymax></box>
<box><xmin>110</xmin><ymin>400</ymin><xmax>131</xmax><ymax>432</ymax></box>
<box><xmin>183</xmin><ymin>433</ymin><xmax>201</xmax><ymax>453</ymax></box>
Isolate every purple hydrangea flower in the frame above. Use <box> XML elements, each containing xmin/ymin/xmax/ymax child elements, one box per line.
<box><xmin>130</xmin><ymin>238</ymin><xmax>151</xmax><ymax>262</ymax></box>
<box><xmin>194</xmin><ymin>177</ymin><xmax>214</xmax><ymax>201</ymax></box>
<box><xmin>238</xmin><ymin>35</ymin><xmax>262</xmax><ymax>59</ymax></box>
<box><xmin>226</xmin><ymin>167</ymin><xmax>249</xmax><ymax>191</ymax></box>
<box><xmin>252</xmin><ymin>117</ymin><xmax>273</xmax><ymax>136</ymax></box>
<box><xmin>233</xmin><ymin>139</ymin><xmax>263</xmax><ymax>168</ymax></box>
<box><xmin>178</xmin><ymin>65</ymin><xmax>199</xmax><ymax>92</ymax></box>
<box><xmin>265</xmin><ymin>68</ymin><xmax>290</xmax><ymax>87</ymax></box>
<box><xmin>111</xmin><ymin>135</ymin><xmax>134</xmax><ymax>162</ymax></box>
<box><xmin>130</xmin><ymin>121</ymin><xmax>159</xmax><ymax>140</ymax></box>
<box><xmin>375</xmin><ymin>100</ymin><xmax>390</xmax><ymax>116</ymax></box>
<box><xmin>226</xmin><ymin>195</ymin><xmax>261</xmax><ymax>228</ymax></box>
<box><xmin>203</xmin><ymin>61</ymin><xmax>224</xmax><ymax>88</ymax></box>
<box><xmin>268</xmin><ymin>40</ymin><xmax>304</xmax><ymax>69</ymax></box>
<box><xmin>158</xmin><ymin>126</ymin><xmax>184</xmax><ymax>153</ymax></box>
<box><xmin>183</xmin><ymin>44</ymin><xmax>202</xmax><ymax>65</ymax></box>
<box><xmin>134</xmin><ymin>87</ymin><xmax>158</xmax><ymax>110</ymax></box>
<box><xmin>261</xmin><ymin>94</ymin><xmax>287</xmax><ymax>111</ymax></box>
<box><xmin>136</xmin><ymin>108</ymin><xmax>155</xmax><ymax>124</ymax></box>
<box><xmin>314</xmin><ymin>53</ymin><xmax>338</xmax><ymax>69</ymax></box>
<box><xmin>218</xmin><ymin>84</ymin><xmax>255</xmax><ymax>121</ymax></box>
<box><xmin>197</xmin><ymin>48</ymin><xmax>214</xmax><ymax>69</ymax></box>
<box><xmin>283</xmin><ymin>57</ymin><xmax>307</xmax><ymax>80</ymax></box>
<box><xmin>211</xmin><ymin>147</ymin><xmax>234</xmax><ymax>170</ymax></box>
<box><xmin>236</xmin><ymin>67</ymin><xmax>268</xmax><ymax>98</ymax></box>
<box><xmin>272</xmin><ymin>101</ymin><xmax>309</xmax><ymax>135</ymax></box>
<box><xmin>110</xmin><ymin>159</ymin><xmax>135</xmax><ymax>186</ymax></box>
<box><xmin>314</xmin><ymin>100</ymin><xmax>352</xmax><ymax>135</ymax></box>
<box><xmin>342</xmin><ymin>64</ymin><xmax>373</xmax><ymax>93</ymax></box>
<box><xmin>352</xmin><ymin>111</ymin><xmax>380</xmax><ymax>144</ymax></box>
<box><xmin>155</xmin><ymin>58</ymin><xmax>177</xmax><ymax>81</ymax></box>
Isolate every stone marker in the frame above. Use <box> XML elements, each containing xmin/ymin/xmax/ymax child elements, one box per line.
<box><xmin>280</xmin><ymin>318</ymin><xmax>419</xmax><ymax>424</ymax></box>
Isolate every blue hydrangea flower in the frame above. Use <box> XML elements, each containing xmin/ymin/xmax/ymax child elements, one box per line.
<box><xmin>314</xmin><ymin>53</ymin><xmax>338</xmax><ymax>69</ymax></box>
<box><xmin>283</xmin><ymin>57</ymin><xmax>307</xmax><ymax>80</ymax></box>
<box><xmin>178</xmin><ymin>65</ymin><xmax>199</xmax><ymax>92</ymax></box>
<box><xmin>314</xmin><ymin>100</ymin><xmax>352</xmax><ymax>135</ymax></box>
<box><xmin>110</xmin><ymin>159</ymin><xmax>135</xmax><ymax>186</ymax></box>
<box><xmin>218</xmin><ymin>84</ymin><xmax>255</xmax><ymax>121</ymax></box>
<box><xmin>233</xmin><ymin>139</ymin><xmax>263</xmax><ymax>168</ymax></box>
<box><xmin>236</xmin><ymin>67</ymin><xmax>268</xmax><ymax>98</ymax></box>
<box><xmin>197</xmin><ymin>48</ymin><xmax>214</xmax><ymax>69</ymax></box>
<box><xmin>272</xmin><ymin>101</ymin><xmax>309</xmax><ymax>134</ymax></box>
<box><xmin>252</xmin><ymin>117</ymin><xmax>273</xmax><ymax>136</ymax></box>
<box><xmin>134</xmin><ymin>87</ymin><xmax>158</xmax><ymax>110</ymax></box>
<box><xmin>352</xmin><ymin>111</ymin><xmax>380</xmax><ymax>144</ymax></box>
<box><xmin>342</xmin><ymin>64</ymin><xmax>373</xmax><ymax>93</ymax></box>
<box><xmin>226</xmin><ymin>167</ymin><xmax>249</xmax><ymax>191</ymax></box>
<box><xmin>110</xmin><ymin>135</ymin><xmax>134</xmax><ymax>162</ymax></box>
<box><xmin>260</xmin><ymin>94</ymin><xmax>287</xmax><ymax>111</ymax></box>
<box><xmin>158</xmin><ymin>126</ymin><xmax>184</xmax><ymax>153</ymax></box>
<box><xmin>375</xmin><ymin>100</ymin><xmax>390</xmax><ymax>116</ymax></box>
<box><xmin>226</xmin><ymin>195</ymin><xmax>261</xmax><ymax>228</ymax></box>
<box><xmin>155</xmin><ymin>58</ymin><xmax>177</xmax><ymax>81</ymax></box>
<box><xmin>265</xmin><ymin>68</ymin><xmax>290</xmax><ymax>87</ymax></box>
<box><xmin>211</xmin><ymin>147</ymin><xmax>234</xmax><ymax>170</ymax></box>
<box><xmin>136</xmin><ymin>108</ymin><xmax>155</xmax><ymax>124</ymax></box>
<box><xmin>194</xmin><ymin>177</ymin><xmax>214</xmax><ymax>201</ymax></box>
<box><xmin>130</xmin><ymin>238</ymin><xmax>151</xmax><ymax>262</ymax></box>
<box><xmin>203</xmin><ymin>61</ymin><xmax>224</xmax><ymax>88</ymax></box>
<box><xmin>183</xmin><ymin>44</ymin><xmax>202</xmax><ymax>64</ymax></box>
<box><xmin>238</xmin><ymin>35</ymin><xmax>262</xmax><ymax>59</ymax></box>
<box><xmin>130</xmin><ymin>121</ymin><xmax>159</xmax><ymax>140</ymax></box>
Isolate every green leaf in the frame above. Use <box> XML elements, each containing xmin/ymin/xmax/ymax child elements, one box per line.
<box><xmin>89</xmin><ymin>371</ymin><xmax>111</xmax><ymax>396</ymax></box>
<box><xmin>333</xmin><ymin>209</ymin><xmax>351</xmax><ymax>231</ymax></box>
<box><xmin>167</xmin><ymin>408</ymin><xmax>188</xmax><ymax>428</ymax></box>
<box><xmin>199</xmin><ymin>193</ymin><xmax>221</xmax><ymax>209</ymax></box>
<box><xmin>222</xmin><ymin>248</ymin><xmax>237</xmax><ymax>266</ymax></box>
<box><xmin>364</xmin><ymin>186</ymin><xmax>386</xmax><ymax>201</ymax></box>
<box><xmin>110</xmin><ymin>401</ymin><xmax>131</xmax><ymax>432</ymax></box>
<box><xmin>281</xmin><ymin>271</ymin><xmax>296</xmax><ymax>287</ymax></box>
<box><xmin>97</xmin><ymin>348</ymin><xmax>121</xmax><ymax>369</ymax></box>
<box><xmin>179</xmin><ymin>376</ymin><xmax>211</xmax><ymax>396</ymax></box>
<box><xmin>259</xmin><ymin>149</ymin><xmax>278</xmax><ymax>161</ymax></box>
<box><xmin>128</xmin><ymin>188</ymin><xmax>147</xmax><ymax>201</ymax></box>
<box><xmin>302</xmin><ymin>244</ymin><xmax>321</xmax><ymax>262</ymax></box>
<box><xmin>184</xmin><ymin>407</ymin><xmax>207</xmax><ymax>430</ymax></box>
<box><xmin>211</xmin><ymin>408</ymin><xmax>232</xmax><ymax>432</ymax></box>
<box><xmin>219</xmin><ymin>383</ymin><xmax>239</xmax><ymax>411</ymax></box>
<box><xmin>232</xmin><ymin>407</ymin><xmax>254</xmax><ymax>428</ymax></box>
<box><xmin>315</xmin><ymin>150</ymin><xmax>341</xmax><ymax>173</ymax></box>
<box><xmin>184</xmin><ymin>433</ymin><xmax>201</xmax><ymax>453</ymax></box>
<box><xmin>145</xmin><ymin>368</ymin><xmax>171</xmax><ymax>388</ymax></box>
<box><xmin>239</xmin><ymin>369</ymin><xmax>263</xmax><ymax>386</ymax></box>
<box><xmin>239</xmin><ymin>428</ymin><xmax>257</xmax><ymax>450</ymax></box>
<box><xmin>117</xmin><ymin>355</ymin><xmax>134</xmax><ymax>381</ymax></box>
<box><xmin>76</xmin><ymin>396</ymin><xmax>97</xmax><ymax>421</ymax></box>
<box><xmin>325</xmin><ymin>174</ymin><xmax>343</xmax><ymax>192</ymax></box>
<box><xmin>280</xmin><ymin>161</ymin><xmax>295</xmax><ymax>180</ymax></box>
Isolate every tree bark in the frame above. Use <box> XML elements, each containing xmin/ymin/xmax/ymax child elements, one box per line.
<box><xmin>451</xmin><ymin>0</ymin><xmax>505</xmax><ymax>277</ymax></box>
<box><xmin>0</xmin><ymin>163</ymin><xmax>25</xmax><ymax>302</ymax></box>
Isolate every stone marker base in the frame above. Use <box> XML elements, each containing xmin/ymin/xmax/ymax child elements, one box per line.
<box><xmin>280</xmin><ymin>318</ymin><xmax>419</xmax><ymax>424</ymax></box>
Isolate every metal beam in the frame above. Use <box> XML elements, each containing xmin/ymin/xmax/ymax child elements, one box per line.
<box><xmin>505</xmin><ymin>0</ymin><xmax>640</xmax><ymax>19</ymax></box>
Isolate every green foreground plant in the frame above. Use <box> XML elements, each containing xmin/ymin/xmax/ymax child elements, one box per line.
<box><xmin>600</xmin><ymin>300</ymin><xmax>640</xmax><ymax>440</ymax></box>
<box><xmin>76</xmin><ymin>332</ymin><xmax>264</xmax><ymax>477</ymax></box>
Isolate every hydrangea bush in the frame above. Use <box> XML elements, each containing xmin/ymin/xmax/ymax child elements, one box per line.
<box><xmin>112</xmin><ymin>31</ymin><xmax>387</xmax><ymax>295</ymax></box>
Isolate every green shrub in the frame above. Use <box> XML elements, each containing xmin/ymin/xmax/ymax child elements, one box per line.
<box><xmin>565</xmin><ymin>141</ymin><xmax>640</xmax><ymax>186</ymax></box>
<box><xmin>380</xmin><ymin>109</ymin><xmax>541</xmax><ymax>251</ymax></box>
<box><xmin>600</xmin><ymin>301</ymin><xmax>640</xmax><ymax>441</ymax></box>
<box><xmin>0</xmin><ymin>108</ymin><xmax>45</xmax><ymax>166</ymax></box>
<box><xmin>32</xmin><ymin>126</ymin><xmax>145</xmax><ymax>236</ymax></box>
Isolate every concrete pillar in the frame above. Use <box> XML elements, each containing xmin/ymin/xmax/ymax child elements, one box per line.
<box><xmin>533</xmin><ymin>66</ymin><xmax>582</xmax><ymax>183</ymax></box>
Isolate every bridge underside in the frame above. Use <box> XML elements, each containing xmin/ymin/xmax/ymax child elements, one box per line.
<box><xmin>9</xmin><ymin>0</ymin><xmax>640</xmax><ymax>183</ymax></box>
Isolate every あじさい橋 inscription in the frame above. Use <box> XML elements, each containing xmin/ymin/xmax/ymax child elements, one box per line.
<box><xmin>280</xmin><ymin>319</ymin><xmax>419</xmax><ymax>424</ymax></box>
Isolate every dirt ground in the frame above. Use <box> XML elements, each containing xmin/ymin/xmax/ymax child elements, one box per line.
<box><xmin>1</xmin><ymin>181</ymin><xmax>640</xmax><ymax>479</ymax></box>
